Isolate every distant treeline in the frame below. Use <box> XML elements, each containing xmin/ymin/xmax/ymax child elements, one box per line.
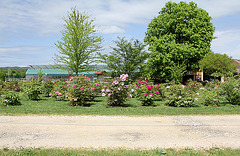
<box><xmin>0</xmin><ymin>67</ymin><xmax>29</xmax><ymax>81</ymax></box>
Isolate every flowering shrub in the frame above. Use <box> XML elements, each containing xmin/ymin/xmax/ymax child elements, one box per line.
<box><xmin>2</xmin><ymin>91</ymin><xmax>21</xmax><ymax>106</ymax></box>
<box><xmin>3</xmin><ymin>81</ymin><xmax>21</xmax><ymax>92</ymax></box>
<box><xmin>135</xmin><ymin>79</ymin><xmax>162</xmax><ymax>106</ymax></box>
<box><xmin>41</xmin><ymin>80</ymin><xmax>54</xmax><ymax>97</ymax></box>
<box><xmin>66</xmin><ymin>75</ymin><xmax>95</xmax><ymax>106</ymax></box>
<box><xmin>22</xmin><ymin>79</ymin><xmax>41</xmax><ymax>100</ymax></box>
<box><xmin>186</xmin><ymin>79</ymin><xmax>203</xmax><ymax>92</ymax></box>
<box><xmin>219</xmin><ymin>78</ymin><xmax>240</xmax><ymax>105</ymax></box>
<box><xmin>101</xmin><ymin>74</ymin><xmax>129</xmax><ymax>106</ymax></box>
<box><xmin>202</xmin><ymin>89</ymin><xmax>221</xmax><ymax>106</ymax></box>
<box><xmin>165</xmin><ymin>84</ymin><xmax>196</xmax><ymax>107</ymax></box>
<box><xmin>50</xmin><ymin>79</ymin><xmax>68</xmax><ymax>101</ymax></box>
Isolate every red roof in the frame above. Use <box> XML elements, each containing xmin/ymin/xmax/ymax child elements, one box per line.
<box><xmin>94</xmin><ymin>71</ymin><xmax>106</xmax><ymax>75</ymax></box>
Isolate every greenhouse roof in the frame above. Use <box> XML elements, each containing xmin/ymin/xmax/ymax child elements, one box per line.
<box><xmin>26</xmin><ymin>69</ymin><xmax>96</xmax><ymax>76</ymax></box>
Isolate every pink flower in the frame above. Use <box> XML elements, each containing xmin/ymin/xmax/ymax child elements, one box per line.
<box><xmin>131</xmin><ymin>89</ymin><xmax>134</xmax><ymax>92</ymax></box>
<box><xmin>149</xmin><ymin>93</ymin><xmax>153</xmax><ymax>97</ymax></box>
<box><xmin>130</xmin><ymin>94</ymin><xmax>132</xmax><ymax>98</ymax></box>
<box><xmin>91</xmin><ymin>87</ymin><xmax>96</xmax><ymax>90</ymax></box>
<box><xmin>144</xmin><ymin>88</ymin><xmax>146</xmax><ymax>91</ymax></box>
<box><xmin>102</xmin><ymin>93</ymin><xmax>106</xmax><ymax>96</ymax></box>
<box><xmin>118</xmin><ymin>88</ymin><xmax>121</xmax><ymax>91</ymax></box>
<box><xmin>106</xmin><ymin>89</ymin><xmax>110</xmax><ymax>92</ymax></box>
<box><xmin>49</xmin><ymin>93</ymin><xmax>52</xmax><ymax>96</ymax></box>
<box><xmin>156</xmin><ymin>90</ymin><xmax>159</xmax><ymax>94</ymax></box>
<box><xmin>101</xmin><ymin>89</ymin><xmax>105</xmax><ymax>92</ymax></box>
<box><xmin>156</xmin><ymin>86</ymin><xmax>161</xmax><ymax>89</ymax></box>
<box><xmin>113</xmin><ymin>80</ymin><xmax>119</xmax><ymax>85</ymax></box>
<box><xmin>144</xmin><ymin>93</ymin><xmax>148</xmax><ymax>96</ymax></box>
<box><xmin>72</xmin><ymin>84</ymin><xmax>76</xmax><ymax>88</ymax></box>
<box><xmin>56</xmin><ymin>91</ymin><xmax>59</xmax><ymax>94</ymax></box>
<box><xmin>59</xmin><ymin>93</ymin><xmax>62</xmax><ymax>96</ymax></box>
<box><xmin>80</xmin><ymin>87</ymin><xmax>84</xmax><ymax>91</ymax></box>
<box><xmin>195</xmin><ymin>97</ymin><xmax>198</xmax><ymax>100</ymax></box>
<box><xmin>196</xmin><ymin>92</ymin><xmax>199</xmax><ymax>95</ymax></box>
<box><xmin>108</xmin><ymin>94</ymin><xmax>111</xmax><ymax>97</ymax></box>
<box><xmin>95</xmin><ymin>83</ymin><xmax>100</xmax><ymax>86</ymax></box>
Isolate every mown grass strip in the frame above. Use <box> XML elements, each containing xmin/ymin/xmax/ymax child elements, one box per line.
<box><xmin>0</xmin><ymin>147</ymin><xmax>240</xmax><ymax>156</ymax></box>
<box><xmin>0</xmin><ymin>95</ymin><xmax>240</xmax><ymax>116</ymax></box>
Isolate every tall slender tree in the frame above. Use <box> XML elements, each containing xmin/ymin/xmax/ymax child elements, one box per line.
<box><xmin>53</xmin><ymin>7</ymin><xmax>103</xmax><ymax>75</ymax></box>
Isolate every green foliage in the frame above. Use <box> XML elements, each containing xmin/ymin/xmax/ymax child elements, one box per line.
<box><xmin>165</xmin><ymin>84</ymin><xmax>197</xmax><ymax>107</ymax></box>
<box><xmin>22</xmin><ymin>79</ymin><xmax>41</xmax><ymax>100</ymax></box>
<box><xmin>67</xmin><ymin>76</ymin><xmax>95</xmax><ymax>106</ymax></box>
<box><xmin>144</xmin><ymin>1</ymin><xmax>215</xmax><ymax>80</ymax></box>
<box><xmin>98</xmin><ymin>37</ymin><xmax>148</xmax><ymax>81</ymax></box>
<box><xmin>53</xmin><ymin>8</ymin><xmax>103</xmax><ymax>75</ymax></box>
<box><xmin>41</xmin><ymin>81</ymin><xmax>54</xmax><ymax>97</ymax></box>
<box><xmin>219</xmin><ymin>78</ymin><xmax>240</xmax><ymax>105</ymax></box>
<box><xmin>199</xmin><ymin>53</ymin><xmax>237</xmax><ymax>78</ymax></box>
<box><xmin>169</xmin><ymin>62</ymin><xmax>186</xmax><ymax>84</ymax></box>
<box><xmin>101</xmin><ymin>74</ymin><xmax>130</xmax><ymax>106</ymax></box>
<box><xmin>1</xmin><ymin>91</ymin><xmax>21</xmax><ymax>106</ymax></box>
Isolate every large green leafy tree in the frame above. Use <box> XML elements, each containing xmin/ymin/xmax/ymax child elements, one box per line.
<box><xmin>53</xmin><ymin>8</ymin><xmax>103</xmax><ymax>76</ymax></box>
<box><xmin>144</xmin><ymin>1</ymin><xmax>215</xmax><ymax>80</ymax></box>
<box><xmin>199</xmin><ymin>53</ymin><xmax>237</xmax><ymax>78</ymax></box>
<box><xmin>98</xmin><ymin>37</ymin><xmax>149</xmax><ymax>81</ymax></box>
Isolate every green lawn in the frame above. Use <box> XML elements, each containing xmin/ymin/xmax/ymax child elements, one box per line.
<box><xmin>1</xmin><ymin>95</ymin><xmax>240</xmax><ymax>116</ymax></box>
<box><xmin>1</xmin><ymin>147</ymin><xmax>240</xmax><ymax>156</ymax></box>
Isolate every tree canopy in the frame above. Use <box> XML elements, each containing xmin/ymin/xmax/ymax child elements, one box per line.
<box><xmin>144</xmin><ymin>1</ymin><xmax>215</xmax><ymax>80</ymax></box>
<box><xmin>98</xmin><ymin>37</ymin><xmax>149</xmax><ymax>81</ymax></box>
<box><xmin>53</xmin><ymin>8</ymin><xmax>103</xmax><ymax>75</ymax></box>
<box><xmin>199</xmin><ymin>53</ymin><xmax>237</xmax><ymax>78</ymax></box>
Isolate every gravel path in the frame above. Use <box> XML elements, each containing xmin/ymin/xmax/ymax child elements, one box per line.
<box><xmin>0</xmin><ymin>115</ymin><xmax>240</xmax><ymax>149</ymax></box>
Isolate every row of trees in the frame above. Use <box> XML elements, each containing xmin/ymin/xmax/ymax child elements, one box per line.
<box><xmin>53</xmin><ymin>2</ymin><xmax>237</xmax><ymax>83</ymax></box>
<box><xmin>0</xmin><ymin>68</ymin><xmax>26</xmax><ymax>81</ymax></box>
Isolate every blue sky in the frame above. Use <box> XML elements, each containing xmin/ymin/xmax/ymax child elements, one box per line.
<box><xmin>0</xmin><ymin>0</ymin><xmax>240</xmax><ymax>67</ymax></box>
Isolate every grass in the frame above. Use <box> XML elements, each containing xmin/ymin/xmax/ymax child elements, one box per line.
<box><xmin>0</xmin><ymin>147</ymin><xmax>240</xmax><ymax>156</ymax></box>
<box><xmin>0</xmin><ymin>94</ymin><xmax>240</xmax><ymax>116</ymax></box>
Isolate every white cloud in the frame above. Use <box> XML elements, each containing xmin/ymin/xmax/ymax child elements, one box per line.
<box><xmin>97</xmin><ymin>25</ymin><xmax>125</xmax><ymax>34</ymax></box>
<box><xmin>211</xmin><ymin>29</ymin><xmax>240</xmax><ymax>58</ymax></box>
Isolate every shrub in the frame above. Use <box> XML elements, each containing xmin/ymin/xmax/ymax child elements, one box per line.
<box><xmin>41</xmin><ymin>81</ymin><xmax>54</xmax><ymax>97</ymax></box>
<box><xmin>101</xmin><ymin>74</ymin><xmax>129</xmax><ymax>106</ymax></box>
<box><xmin>3</xmin><ymin>81</ymin><xmax>21</xmax><ymax>92</ymax></box>
<box><xmin>135</xmin><ymin>79</ymin><xmax>162</xmax><ymax>106</ymax></box>
<box><xmin>186</xmin><ymin>79</ymin><xmax>203</xmax><ymax>92</ymax></box>
<box><xmin>66</xmin><ymin>76</ymin><xmax>95</xmax><ymax>106</ymax></box>
<box><xmin>22</xmin><ymin>79</ymin><xmax>41</xmax><ymax>100</ymax></box>
<box><xmin>50</xmin><ymin>79</ymin><xmax>68</xmax><ymax>101</ymax></box>
<box><xmin>219</xmin><ymin>78</ymin><xmax>240</xmax><ymax>105</ymax></box>
<box><xmin>1</xmin><ymin>91</ymin><xmax>21</xmax><ymax>106</ymax></box>
<box><xmin>165</xmin><ymin>84</ymin><xmax>197</xmax><ymax>107</ymax></box>
<box><xmin>202</xmin><ymin>89</ymin><xmax>222</xmax><ymax>106</ymax></box>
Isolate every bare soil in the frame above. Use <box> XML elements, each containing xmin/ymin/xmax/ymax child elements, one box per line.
<box><xmin>0</xmin><ymin>115</ymin><xmax>240</xmax><ymax>149</ymax></box>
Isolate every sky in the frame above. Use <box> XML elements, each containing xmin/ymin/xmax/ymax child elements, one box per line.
<box><xmin>0</xmin><ymin>0</ymin><xmax>240</xmax><ymax>67</ymax></box>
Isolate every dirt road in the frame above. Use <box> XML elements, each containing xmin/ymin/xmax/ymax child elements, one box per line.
<box><xmin>0</xmin><ymin>115</ymin><xmax>240</xmax><ymax>149</ymax></box>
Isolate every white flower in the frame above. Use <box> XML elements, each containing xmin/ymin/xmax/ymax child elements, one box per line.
<box><xmin>184</xmin><ymin>101</ymin><xmax>187</xmax><ymax>103</ymax></box>
<box><xmin>179</xmin><ymin>96</ymin><xmax>182</xmax><ymax>99</ymax></box>
<box><xmin>131</xmin><ymin>89</ymin><xmax>134</xmax><ymax>92</ymax></box>
<box><xmin>166</xmin><ymin>86</ymin><xmax>170</xmax><ymax>88</ymax></box>
<box><xmin>102</xmin><ymin>93</ymin><xmax>106</xmax><ymax>96</ymax></box>
<box><xmin>196</xmin><ymin>92</ymin><xmax>199</xmax><ymax>95</ymax></box>
<box><xmin>118</xmin><ymin>88</ymin><xmax>121</xmax><ymax>91</ymax></box>
<box><xmin>114</xmin><ymin>99</ymin><xmax>118</xmax><ymax>101</ymax></box>
<box><xmin>106</xmin><ymin>89</ymin><xmax>110</xmax><ymax>92</ymax></box>
<box><xmin>113</xmin><ymin>80</ymin><xmax>119</xmax><ymax>85</ymax></box>
<box><xmin>74</xmin><ymin>99</ymin><xmax>77</xmax><ymax>101</ymax></box>
<box><xmin>101</xmin><ymin>89</ymin><xmax>105</xmax><ymax>92</ymax></box>
<box><xmin>130</xmin><ymin>94</ymin><xmax>132</xmax><ymax>98</ymax></box>
<box><xmin>108</xmin><ymin>94</ymin><xmax>111</xmax><ymax>97</ymax></box>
